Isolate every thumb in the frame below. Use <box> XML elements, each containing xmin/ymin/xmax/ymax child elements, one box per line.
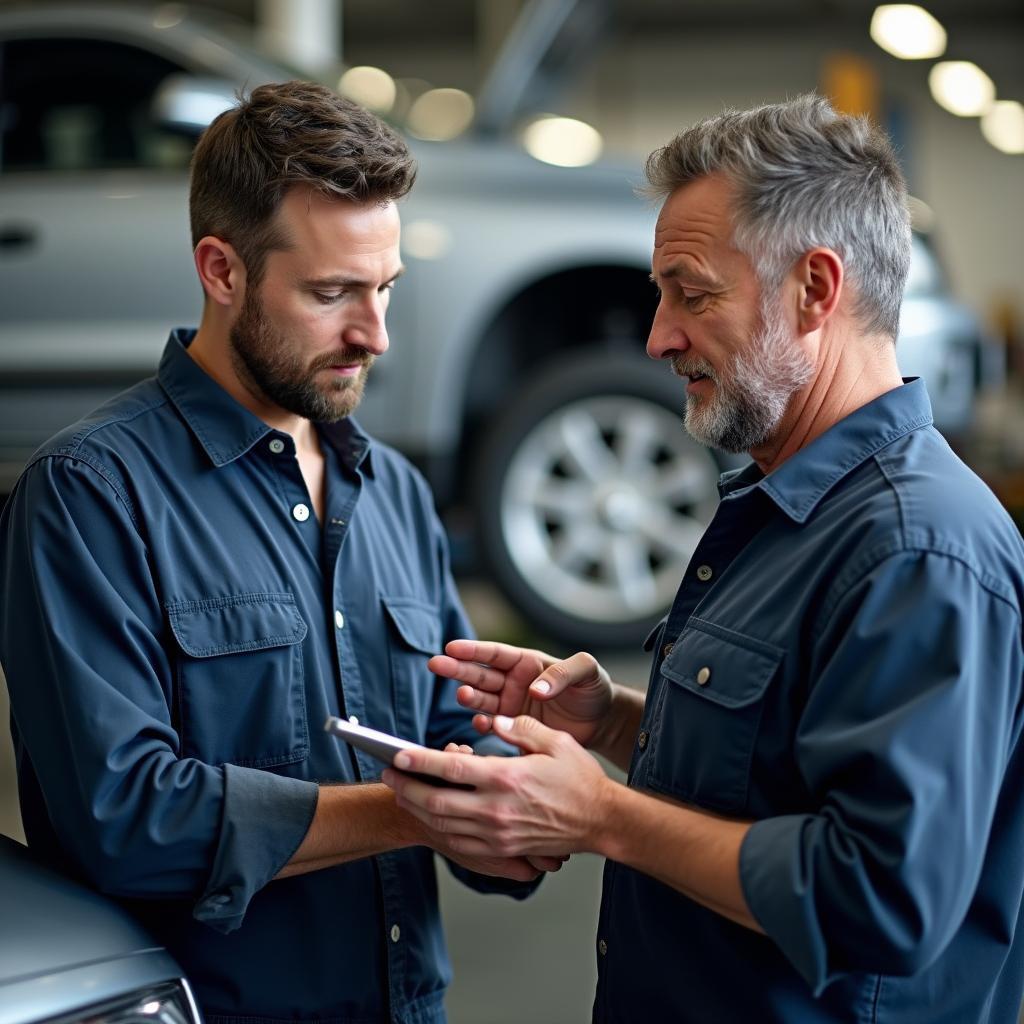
<box><xmin>529</xmin><ymin>651</ymin><xmax>605</xmax><ymax>699</ymax></box>
<box><xmin>491</xmin><ymin>714</ymin><xmax>563</xmax><ymax>755</ymax></box>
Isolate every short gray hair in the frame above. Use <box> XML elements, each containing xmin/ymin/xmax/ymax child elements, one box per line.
<box><xmin>644</xmin><ymin>94</ymin><xmax>911</xmax><ymax>340</ymax></box>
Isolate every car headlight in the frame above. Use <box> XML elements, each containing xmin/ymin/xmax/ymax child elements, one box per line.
<box><xmin>49</xmin><ymin>981</ymin><xmax>200</xmax><ymax>1024</ymax></box>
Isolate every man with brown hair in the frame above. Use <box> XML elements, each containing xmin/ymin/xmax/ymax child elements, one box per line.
<box><xmin>0</xmin><ymin>81</ymin><xmax>549</xmax><ymax>1023</ymax></box>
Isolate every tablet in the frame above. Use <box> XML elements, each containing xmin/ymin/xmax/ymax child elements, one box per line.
<box><xmin>324</xmin><ymin>716</ymin><xmax>473</xmax><ymax>789</ymax></box>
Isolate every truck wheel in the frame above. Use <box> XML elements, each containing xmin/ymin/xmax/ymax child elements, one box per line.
<box><xmin>474</xmin><ymin>353</ymin><xmax>721</xmax><ymax>650</ymax></box>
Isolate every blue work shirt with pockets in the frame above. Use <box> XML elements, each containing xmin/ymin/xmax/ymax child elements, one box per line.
<box><xmin>594</xmin><ymin>378</ymin><xmax>1024</xmax><ymax>1023</ymax></box>
<box><xmin>0</xmin><ymin>329</ymin><xmax>533</xmax><ymax>1024</ymax></box>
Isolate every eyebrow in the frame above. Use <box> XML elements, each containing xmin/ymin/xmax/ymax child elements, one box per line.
<box><xmin>302</xmin><ymin>266</ymin><xmax>406</xmax><ymax>290</ymax></box>
<box><xmin>649</xmin><ymin>263</ymin><xmax>721</xmax><ymax>290</ymax></box>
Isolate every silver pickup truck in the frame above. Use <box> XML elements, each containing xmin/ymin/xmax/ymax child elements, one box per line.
<box><xmin>0</xmin><ymin>4</ymin><xmax>995</xmax><ymax>647</ymax></box>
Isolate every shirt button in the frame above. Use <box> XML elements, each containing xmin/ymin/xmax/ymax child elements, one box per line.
<box><xmin>598</xmin><ymin>938</ymin><xmax>608</xmax><ymax>956</ymax></box>
<box><xmin>696</xmin><ymin>564</ymin><xmax>713</xmax><ymax>582</ymax></box>
<box><xmin>334</xmin><ymin>610</ymin><xmax>345</xmax><ymax>630</ymax></box>
<box><xmin>637</xmin><ymin>730</ymin><xmax>648</xmax><ymax>750</ymax></box>
<box><xmin>662</xmin><ymin>642</ymin><xmax>674</xmax><ymax>658</ymax></box>
<box><xmin>348</xmin><ymin>715</ymin><xmax>359</xmax><ymax>725</ymax></box>
<box><xmin>696</xmin><ymin>666</ymin><xmax>711</xmax><ymax>686</ymax></box>
<box><xmin>292</xmin><ymin>503</ymin><xmax>310</xmax><ymax>522</ymax></box>
<box><xmin>390</xmin><ymin>924</ymin><xmax>401</xmax><ymax>943</ymax></box>
<box><xmin>268</xmin><ymin>438</ymin><xmax>285</xmax><ymax>454</ymax></box>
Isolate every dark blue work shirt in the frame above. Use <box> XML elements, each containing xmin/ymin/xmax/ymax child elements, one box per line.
<box><xmin>0</xmin><ymin>330</ymin><xmax>531</xmax><ymax>1024</ymax></box>
<box><xmin>594</xmin><ymin>379</ymin><xmax>1024</xmax><ymax>1023</ymax></box>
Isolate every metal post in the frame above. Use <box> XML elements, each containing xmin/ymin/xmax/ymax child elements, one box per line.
<box><xmin>256</xmin><ymin>0</ymin><xmax>342</xmax><ymax>76</ymax></box>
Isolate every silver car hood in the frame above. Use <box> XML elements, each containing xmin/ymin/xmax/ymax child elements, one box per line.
<box><xmin>0</xmin><ymin>834</ymin><xmax>159</xmax><ymax>987</ymax></box>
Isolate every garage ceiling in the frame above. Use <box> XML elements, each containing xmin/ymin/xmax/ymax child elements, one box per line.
<box><xmin>339</xmin><ymin>0</ymin><xmax>1024</xmax><ymax>39</ymax></box>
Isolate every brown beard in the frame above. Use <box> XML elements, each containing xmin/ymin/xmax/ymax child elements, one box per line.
<box><xmin>229</xmin><ymin>286</ymin><xmax>374</xmax><ymax>423</ymax></box>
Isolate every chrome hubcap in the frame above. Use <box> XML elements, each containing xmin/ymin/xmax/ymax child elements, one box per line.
<box><xmin>499</xmin><ymin>395</ymin><xmax>719</xmax><ymax>623</ymax></box>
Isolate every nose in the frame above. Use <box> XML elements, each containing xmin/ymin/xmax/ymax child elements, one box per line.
<box><xmin>646</xmin><ymin>300</ymin><xmax>690</xmax><ymax>361</ymax></box>
<box><xmin>344</xmin><ymin>293</ymin><xmax>390</xmax><ymax>355</ymax></box>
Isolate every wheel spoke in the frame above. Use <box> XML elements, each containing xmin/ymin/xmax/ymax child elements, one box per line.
<box><xmin>604</xmin><ymin>534</ymin><xmax>658</xmax><ymax>612</ymax></box>
<box><xmin>527</xmin><ymin>479</ymin><xmax>593</xmax><ymax>520</ymax></box>
<box><xmin>636</xmin><ymin>508</ymin><xmax>707</xmax><ymax>562</ymax></box>
<box><xmin>651</xmin><ymin>456</ymin><xmax>718</xmax><ymax>504</ymax></box>
<box><xmin>550</xmin><ymin>521</ymin><xmax>605</xmax><ymax>571</ymax></box>
<box><xmin>557</xmin><ymin>408</ymin><xmax>616</xmax><ymax>483</ymax></box>
<box><xmin>617</xmin><ymin>406</ymin><xmax>673</xmax><ymax>480</ymax></box>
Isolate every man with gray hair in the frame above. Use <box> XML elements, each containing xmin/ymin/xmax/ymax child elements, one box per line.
<box><xmin>384</xmin><ymin>95</ymin><xmax>1024</xmax><ymax>1021</ymax></box>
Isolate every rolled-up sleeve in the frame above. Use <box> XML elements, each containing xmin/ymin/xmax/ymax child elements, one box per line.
<box><xmin>1</xmin><ymin>456</ymin><xmax>317</xmax><ymax>932</ymax></box>
<box><xmin>740</xmin><ymin>549</ymin><xmax>1022</xmax><ymax>992</ymax></box>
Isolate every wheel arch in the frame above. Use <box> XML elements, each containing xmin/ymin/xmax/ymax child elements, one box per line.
<box><xmin>448</xmin><ymin>261</ymin><xmax>658</xmax><ymax>503</ymax></box>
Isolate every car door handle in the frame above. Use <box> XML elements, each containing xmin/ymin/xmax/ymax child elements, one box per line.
<box><xmin>0</xmin><ymin>224</ymin><xmax>38</xmax><ymax>250</ymax></box>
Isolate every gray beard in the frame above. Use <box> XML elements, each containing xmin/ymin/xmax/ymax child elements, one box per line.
<box><xmin>673</xmin><ymin>296</ymin><xmax>813</xmax><ymax>453</ymax></box>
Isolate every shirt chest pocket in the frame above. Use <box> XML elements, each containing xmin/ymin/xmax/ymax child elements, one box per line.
<box><xmin>646</xmin><ymin>621</ymin><xmax>783</xmax><ymax>814</ymax></box>
<box><xmin>167</xmin><ymin>593</ymin><xmax>309</xmax><ymax>768</ymax></box>
<box><xmin>381</xmin><ymin>596</ymin><xmax>441</xmax><ymax>743</ymax></box>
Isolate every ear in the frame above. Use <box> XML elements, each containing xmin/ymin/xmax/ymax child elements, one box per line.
<box><xmin>793</xmin><ymin>247</ymin><xmax>843</xmax><ymax>335</ymax></box>
<box><xmin>194</xmin><ymin>235</ymin><xmax>245</xmax><ymax>308</ymax></box>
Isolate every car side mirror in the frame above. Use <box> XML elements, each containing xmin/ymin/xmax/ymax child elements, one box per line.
<box><xmin>151</xmin><ymin>74</ymin><xmax>239</xmax><ymax>134</ymax></box>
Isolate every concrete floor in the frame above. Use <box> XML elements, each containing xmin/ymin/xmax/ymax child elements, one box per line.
<box><xmin>0</xmin><ymin>580</ymin><xmax>650</xmax><ymax>1024</ymax></box>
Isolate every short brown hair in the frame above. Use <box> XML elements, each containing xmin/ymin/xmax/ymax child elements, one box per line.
<box><xmin>189</xmin><ymin>80</ymin><xmax>416</xmax><ymax>285</ymax></box>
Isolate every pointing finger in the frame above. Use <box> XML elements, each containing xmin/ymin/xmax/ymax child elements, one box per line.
<box><xmin>428</xmin><ymin>655</ymin><xmax>508</xmax><ymax>691</ymax></box>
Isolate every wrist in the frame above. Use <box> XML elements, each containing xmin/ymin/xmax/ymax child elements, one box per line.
<box><xmin>588</xmin><ymin>683</ymin><xmax>630</xmax><ymax>758</ymax></box>
<box><xmin>391</xmin><ymin>797</ymin><xmax>431</xmax><ymax>849</ymax></box>
<box><xmin>585</xmin><ymin>774</ymin><xmax>628</xmax><ymax>858</ymax></box>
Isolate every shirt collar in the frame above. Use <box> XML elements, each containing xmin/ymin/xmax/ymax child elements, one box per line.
<box><xmin>719</xmin><ymin>377</ymin><xmax>933</xmax><ymax>523</ymax></box>
<box><xmin>158</xmin><ymin>328</ymin><xmax>375</xmax><ymax>476</ymax></box>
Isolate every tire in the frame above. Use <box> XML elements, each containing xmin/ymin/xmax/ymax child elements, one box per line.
<box><xmin>474</xmin><ymin>352</ymin><xmax>721</xmax><ymax>650</ymax></box>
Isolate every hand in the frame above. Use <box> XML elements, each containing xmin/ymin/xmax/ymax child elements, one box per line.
<box><xmin>438</xmin><ymin>846</ymin><xmax>556</xmax><ymax>882</ymax></box>
<box><xmin>430</xmin><ymin>741</ymin><xmax>568</xmax><ymax>877</ymax></box>
<box><xmin>429</xmin><ymin>640</ymin><xmax>614</xmax><ymax>749</ymax></box>
<box><xmin>384</xmin><ymin>714</ymin><xmax>613</xmax><ymax>861</ymax></box>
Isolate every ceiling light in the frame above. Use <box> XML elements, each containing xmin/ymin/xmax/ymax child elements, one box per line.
<box><xmin>522</xmin><ymin>116</ymin><xmax>603</xmax><ymax>168</ymax></box>
<box><xmin>338</xmin><ymin>66</ymin><xmax>396</xmax><ymax>115</ymax></box>
<box><xmin>981</xmin><ymin>100</ymin><xmax>1024</xmax><ymax>154</ymax></box>
<box><xmin>870</xmin><ymin>5</ymin><xmax>946</xmax><ymax>60</ymax></box>
<box><xmin>407</xmin><ymin>89</ymin><xmax>475</xmax><ymax>141</ymax></box>
<box><xmin>402</xmin><ymin>220</ymin><xmax>454</xmax><ymax>261</ymax></box>
<box><xmin>928</xmin><ymin>61</ymin><xmax>995</xmax><ymax>116</ymax></box>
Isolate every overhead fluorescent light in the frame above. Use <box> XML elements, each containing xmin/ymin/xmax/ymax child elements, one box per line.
<box><xmin>407</xmin><ymin>89</ymin><xmax>475</xmax><ymax>142</ymax></box>
<box><xmin>338</xmin><ymin>66</ymin><xmax>397</xmax><ymax>115</ymax></box>
<box><xmin>402</xmin><ymin>220</ymin><xmax>454</xmax><ymax>261</ymax></box>
<box><xmin>870</xmin><ymin>5</ymin><xmax>946</xmax><ymax>60</ymax></box>
<box><xmin>929</xmin><ymin>61</ymin><xmax>996</xmax><ymax>117</ymax></box>
<box><xmin>522</xmin><ymin>116</ymin><xmax>603</xmax><ymax>168</ymax></box>
<box><xmin>981</xmin><ymin>100</ymin><xmax>1024</xmax><ymax>154</ymax></box>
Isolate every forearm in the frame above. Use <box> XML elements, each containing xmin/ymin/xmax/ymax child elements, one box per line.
<box><xmin>276</xmin><ymin>782</ymin><xmax>426</xmax><ymax>879</ymax></box>
<box><xmin>593</xmin><ymin>780</ymin><xmax>759</xmax><ymax>932</ymax></box>
<box><xmin>589</xmin><ymin>684</ymin><xmax>647</xmax><ymax>771</ymax></box>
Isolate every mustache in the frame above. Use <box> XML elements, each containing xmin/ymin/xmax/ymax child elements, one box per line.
<box><xmin>670</xmin><ymin>355</ymin><xmax>716</xmax><ymax>381</ymax></box>
<box><xmin>308</xmin><ymin>348</ymin><xmax>375</xmax><ymax>373</ymax></box>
